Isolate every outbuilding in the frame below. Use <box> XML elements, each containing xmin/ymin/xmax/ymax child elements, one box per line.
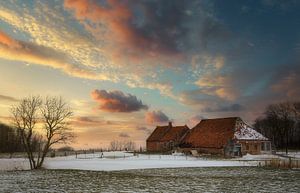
<box><xmin>146</xmin><ymin>122</ymin><xmax>189</xmax><ymax>152</ymax></box>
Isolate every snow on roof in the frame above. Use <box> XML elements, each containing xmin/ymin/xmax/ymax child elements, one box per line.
<box><xmin>234</xmin><ymin>124</ymin><xmax>268</xmax><ymax>141</ymax></box>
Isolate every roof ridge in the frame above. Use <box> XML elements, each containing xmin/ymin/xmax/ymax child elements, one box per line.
<box><xmin>201</xmin><ymin>117</ymin><xmax>240</xmax><ymax>121</ymax></box>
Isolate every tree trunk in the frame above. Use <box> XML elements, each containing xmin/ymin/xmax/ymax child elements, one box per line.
<box><xmin>36</xmin><ymin>143</ymin><xmax>50</xmax><ymax>169</ymax></box>
<box><xmin>286</xmin><ymin>129</ymin><xmax>289</xmax><ymax>155</ymax></box>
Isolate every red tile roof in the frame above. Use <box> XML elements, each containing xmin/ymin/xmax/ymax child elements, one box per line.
<box><xmin>146</xmin><ymin>126</ymin><xmax>170</xmax><ymax>142</ymax></box>
<box><xmin>147</xmin><ymin>124</ymin><xmax>189</xmax><ymax>142</ymax></box>
<box><xmin>161</xmin><ymin>126</ymin><xmax>189</xmax><ymax>142</ymax></box>
<box><xmin>182</xmin><ymin>117</ymin><xmax>239</xmax><ymax>149</ymax></box>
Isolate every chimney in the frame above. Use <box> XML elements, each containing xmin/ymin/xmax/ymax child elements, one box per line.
<box><xmin>168</xmin><ymin>121</ymin><xmax>172</xmax><ymax>129</ymax></box>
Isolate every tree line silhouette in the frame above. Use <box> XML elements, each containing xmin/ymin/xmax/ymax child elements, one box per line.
<box><xmin>254</xmin><ymin>101</ymin><xmax>300</xmax><ymax>153</ymax></box>
<box><xmin>0</xmin><ymin>123</ymin><xmax>41</xmax><ymax>155</ymax></box>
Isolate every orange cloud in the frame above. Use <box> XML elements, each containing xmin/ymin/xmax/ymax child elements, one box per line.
<box><xmin>0</xmin><ymin>30</ymin><xmax>110</xmax><ymax>81</ymax></box>
<box><xmin>195</xmin><ymin>74</ymin><xmax>238</xmax><ymax>101</ymax></box>
<box><xmin>0</xmin><ymin>30</ymin><xmax>21</xmax><ymax>48</ymax></box>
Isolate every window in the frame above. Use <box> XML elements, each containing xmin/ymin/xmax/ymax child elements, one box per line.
<box><xmin>246</xmin><ymin>144</ymin><xmax>249</xmax><ymax>151</ymax></box>
<box><xmin>266</xmin><ymin>142</ymin><xmax>270</xmax><ymax>151</ymax></box>
<box><xmin>169</xmin><ymin>141</ymin><xmax>174</xmax><ymax>148</ymax></box>
<box><xmin>254</xmin><ymin>144</ymin><xmax>258</xmax><ymax>150</ymax></box>
<box><xmin>261</xmin><ymin>142</ymin><xmax>271</xmax><ymax>151</ymax></box>
<box><xmin>261</xmin><ymin>142</ymin><xmax>265</xmax><ymax>151</ymax></box>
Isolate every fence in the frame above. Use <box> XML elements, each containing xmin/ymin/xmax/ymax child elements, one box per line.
<box><xmin>259</xmin><ymin>158</ymin><xmax>300</xmax><ymax>169</ymax></box>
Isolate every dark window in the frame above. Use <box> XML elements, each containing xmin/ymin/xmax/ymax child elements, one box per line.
<box><xmin>261</xmin><ymin>142</ymin><xmax>265</xmax><ymax>151</ymax></box>
<box><xmin>266</xmin><ymin>142</ymin><xmax>270</xmax><ymax>151</ymax></box>
<box><xmin>261</xmin><ymin>142</ymin><xmax>270</xmax><ymax>151</ymax></box>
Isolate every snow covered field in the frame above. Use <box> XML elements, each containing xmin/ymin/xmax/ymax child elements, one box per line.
<box><xmin>44</xmin><ymin>153</ymin><xmax>255</xmax><ymax>171</ymax></box>
<box><xmin>0</xmin><ymin>151</ymin><xmax>281</xmax><ymax>171</ymax></box>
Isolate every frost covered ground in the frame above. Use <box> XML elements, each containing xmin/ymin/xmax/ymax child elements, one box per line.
<box><xmin>1</xmin><ymin>152</ymin><xmax>299</xmax><ymax>192</ymax></box>
<box><xmin>0</xmin><ymin>151</ymin><xmax>266</xmax><ymax>171</ymax></box>
<box><xmin>1</xmin><ymin>167</ymin><xmax>300</xmax><ymax>193</ymax></box>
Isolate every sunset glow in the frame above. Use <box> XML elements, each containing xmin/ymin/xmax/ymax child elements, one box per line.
<box><xmin>0</xmin><ymin>0</ymin><xmax>299</xmax><ymax>149</ymax></box>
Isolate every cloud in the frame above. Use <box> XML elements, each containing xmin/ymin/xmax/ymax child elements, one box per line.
<box><xmin>63</xmin><ymin>0</ymin><xmax>183</xmax><ymax>67</ymax></box>
<box><xmin>195</xmin><ymin>78</ymin><xmax>238</xmax><ymax>101</ymax></box>
<box><xmin>119</xmin><ymin>132</ymin><xmax>130</xmax><ymax>138</ymax></box>
<box><xmin>0</xmin><ymin>30</ymin><xmax>21</xmax><ymax>48</ymax></box>
<box><xmin>0</xmin><ymin>1</ymin><xmax>233</xmax><ymax>101</ymax></box>
<box><xmin>145</xmin><ymin>110</ymin><xmax>169</xmax><ymax>124</ymax></box>
<box><xmin>136</xmin><ymin>126</ymin><xmax>148</xmax><ymax>131</ymax></box>
<box><xmin>0</xmin><ymin>30</ymin><xmax>110</xmax><ymax>81</ymax></box>
<box><xmin>187</xmin><ymin>115</ymin><xmax>205</xmax><ymax>127</ymax></box>
<box><xmin>136</xmin><ymin>126</ymin><xmax>152</xmax><ymax>134</ymax></box>
<box><xmin>91</xmin><ymin>89</ymin><xmax>148</xmax><ymax>113</ymax></box>
<box><xmin>178</xmin><ymin>89</ymin><xmax>244</xmax><ymax>115</ymax></box>
<box><xmin>0</xmin><ymin>94</ymin><xmax>18</xmax><ymax>102</ymax></box>
<box><xmin>0</xmin><ymin>3</ymin><xmax>176</xmax><ymax>98</ymax></box>
<box><xmin>270</xmin><ymin>63</ymin><xmax>300</xmax><ymax>100</ymax></box>
<box><xmin>70</xmin><ymin>116</ymin><xmax>112</xmax><ymax>127</ymax></box>
<box><xmin>204</xmin><ymin>103</ymin><xmax>245</xmax><ymax>112</ymax></box>
<box><xmin>75</xmin><ymin>116</ymin><xmax>96</xmax><ymax>123</ymax></box>
<box><xmin>193</xmin><ymin>55</ymin><xmax>239</xmax><ymax>101</ymax></box>
<box><xmin>64</xmin><ymin>0</ymin><xmax>229</xmax><ymax>67</ymax></box>
<box><xmin>261</xmin><ymin>0</ymin><xmax>299</xmax><ymax>10</ymax></box>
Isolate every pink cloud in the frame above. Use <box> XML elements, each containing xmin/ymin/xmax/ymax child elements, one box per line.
<box><xmin>145</xmin><ymin>110</ymin><xmax>169</xmax><ymax>124</ymax></box>
<box><xmin>91</xmin><ymin>89</ymin><xmax>148</xmax><ymax>112</ymax></box>
<box><xmin>64</xmin><ymin>0</ymin><xmax>184</xmax><ymax>66</ymax></box>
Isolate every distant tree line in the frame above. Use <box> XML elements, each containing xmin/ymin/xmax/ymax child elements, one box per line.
<box><xmin>0</xmin><ymin>123</ymin><xmax>23</xmax><ymax>153</ymax></box>
<box><xmin>110</xmin><ymin>140</ymin><xmax>136</xmax><ymax>151</ymax></box>
<box><xmin>254</xmin><ymin>101</ymin><xmax>300</xmax><ymax>153</ymax></box>
<box><xmin>0</xmin><ymin>123</ymin><xmax>41</xmax><ymax>154</ymax></box>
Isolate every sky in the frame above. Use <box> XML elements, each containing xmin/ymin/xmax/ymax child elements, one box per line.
<box><xmin>0</xmin><ymin>0</ymin><xmax>299</xmax><ymax>149</ymax></box>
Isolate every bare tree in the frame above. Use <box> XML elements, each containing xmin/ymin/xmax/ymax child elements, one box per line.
<box><xmin>11</xmin><ymin>96</ymin><xmax>74</xmax><ymax>169</ymax></box>
<box><xmin>124</xmin><ymin>141</ymin><xmax>136</xmax><ymax>151</ymax></box>
<box><xmin>110</xmin><ymin>140</ymin><xmax>120</xmax><ymax>151</ymax></box>
<box><xmin>11</xmin><ymin>96</ymin><xmax>42</xmax><ymax>169</ymax></box>
<box><xmin>110</xmin><ymin>140</ymin><xmax>136</xmax><ymax>151</ymax></box>
<box><xmin>254</xmin><ymin>101</ymin><xmax>300</xmax><ymax>154</ymax></box>
<box><xmin>37</xmin><ymin>96</ymin><xmax>74</xmax><ymax>168</ymax></box>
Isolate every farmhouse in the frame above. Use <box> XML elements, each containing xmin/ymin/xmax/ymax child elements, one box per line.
<box><xmin>146</xmin><ymin>122</ymin><xmax>189</xmax><ymax>152</ymax></box>
<box><xmin>180</xmin><ymin>117</ymin><xmax>272</xmax><ymax>156</ymax></box>
<box><xmin>146</xmin><ymin>117</ymin><xmax>272</xmax><ymax>156</ymax></box>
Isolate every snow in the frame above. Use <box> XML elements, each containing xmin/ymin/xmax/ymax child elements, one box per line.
<box><xmin>234</xmin><ymin>124</ymin><xmax>268</xmax><ymax>140</ymax></box>
<box><xmin>2</xmin><ymin>151</ymin><xmax>297</xmax><ymax>172</ymax></box>
<box><xmin>276</xmin><ymin>151</ymin><xmax>300</xmax><ymax>159</ymax></box>
<box><xmin>44</xmin><ymin>152</ymin><xmax>255</xmax><ymax>171</ymax></box>
<box><xmin>237</xmin><ymin>153</ymin><xmax>281</xmax><ymax>160</ymax></box>
<box><xmin>0</xmin><ymin>151</ymin><xmax>257</xmax><ymax>171</ymax></box>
